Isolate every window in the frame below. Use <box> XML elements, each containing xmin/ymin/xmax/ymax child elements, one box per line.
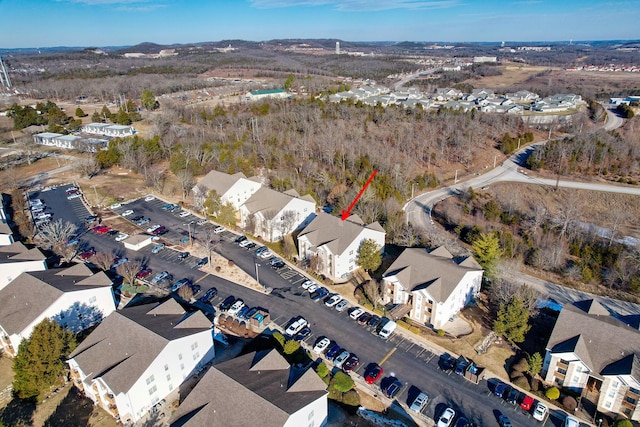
<box><xmin>609</xmin><ymin>390</ymin><xmax>616</xmax><ymax>398</ymax></box>
<box><xmin>164</xmin><ymin>364</ymin><xmax>169</xmax><ymax>371</ymax></box>
<box><xmin>89</xmin><ymin>296</ymin><xmax>97</xmax><ymax>304</ymax></box>
<box><xmin>178</xmin><ymin>353</ymin><xmax>183</xmax><ymax>360</ymax></box>
<box><xmin>180</xmin><ymin>363</ymin><xmax>185</xmax><ymax>371</ymax></box>
<box><xmin>193</xmin><ymin>352</ymin><xmax>200</xmax><ymax>360</ymax></box>
<box><xmin>166</xmin><ymin>374</ymin><xmax>171</xmax><ymax>382</ymax></box>
<box><xmin>613</xmin><ymin>381</ymin><xmax>619</xmax><ymax>388</ymax></box>
<box><xmin>572</xmin><ymin>376</ymin><xmax>579</xmax><ymax>383</ymax></box>
<box><xmin>148</xmin><ymin>385</ymin><xmax>157</xmax><ymax>395</ymax></box>
<box><xmin>605</xmin><ymin>401</ymin><xmax>612</xmax><ymax>409</ymax></box>
<box><xmin>308</xmin><ymin>410</ymin><xmax>314</xmax><ymax>420</ymax></box>
<box><xmin>145</xmin><ymin>375</ymin><xmax>155</xmax><ymax>385</ymax></box>
<box><xmin>191</xmin><ymin>342</ymin><xmax>198</xmax><ymax>351</ymax></box>
<box><xmin>624</xmin><ymin>396</ymin><xmax>637</xmax><ymax>405</ymax></box>
<box><xmin>349</xmin><ymin>250</ymin><xmax>353</xmax><ymax>256</ymax></box>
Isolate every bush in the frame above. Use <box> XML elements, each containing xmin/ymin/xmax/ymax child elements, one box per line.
<box><xmin>512</xmin><ymin>357</ymin><xmax>530</xmax><ymax>373</ymax></box>
<box><xmin>512</xmin><ymin>376</ymin><xmax>531</xmax><ymax>391</ymax></box>
<box><xmin>331</xmin><ymin>371</ymin><xmax>355</xmax><ymax>393</ymax></box>
<box><xmin>227</xmin><ymin>260</ymin><xmax>234</xmax><ymax>266</ymax></box>
<box><xmin>562</xmin><ymin>396</ymin><xmax>577</xmax><ymax>412</ymax></box>
<box><xmin>437</xmin><ymin>329</ymin><xmax>445</xmax><ymax>336</ymax></box>
<box><xmin>545</xmin><ymin>386</ymin><xmax>560</xmax><ymax>400</ymax></box>
<box><xmin>283</xmin><ymin>339</ymin><xmax>300</xmax><ymax>355</ymax></box>
<box><xmin>316</xmin><ymin>362</ymin><xmax>329</xmax><ymax>378</ymax></box>
<box><xmin>272</xmin><ymin>331</ymin><xmax>286</xmax><ymax>348</ymax></box>
<box><xmin>215</xmin><ymin>266</ymin><xmax>221</xmax><ymax>272</ymax></box>
<box><xmin>612</xmin><ymin>420</ymin><xmax>632</xmax><ymax>427</ymax></box>
<box><xmin>510</xmin><ymin>370</ymin><xmax>525</xmax><ymax>380</ymax></box>
<box><xmin>342</xmin><ymin>389</ymin><xmax>360</xmax><ymax>406</ymax></box>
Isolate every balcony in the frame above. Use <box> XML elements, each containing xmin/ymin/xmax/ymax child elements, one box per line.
<box><xmin>104</xmin><ymin>393</ymin><xmax>115</xmax><ymax>405</ymax></box>
<box><xmin>553</xmin><ymin>371</ymin><xmax>566</xmax><ymax>380</ymax></box>
<box><xmin>620</xmin><ymin>399</ymin><xmax>637</xmax><ymax>411</ymax></box>
<box><xmin>556</xmin><ymin>361</ymin><xmax>569</xmax><ymax>370</ymax></box>
<box><xmin>627</xmin><ymin>388</ymin><xmax>640</xmax><ymax>399</ymax></box>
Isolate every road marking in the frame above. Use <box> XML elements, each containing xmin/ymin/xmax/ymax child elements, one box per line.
<box><xmin>378</xmin><ymin>347</ymin><xmax>397</xmax><ymax>366</ymax></box>
<box><xmin>194</xmin><ymin>273</ymin><xmax>209</xmax><ymax>284</ymax></box>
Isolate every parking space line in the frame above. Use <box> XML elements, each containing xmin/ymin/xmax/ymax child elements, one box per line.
<box><xmin>194</xmin><ymin>273</ymin><xmax>209</xmax><ymax>284</ymax></box>
<box><xmin>378</xmin><ymin>347</ymin><xmax>397</xmax><ymax>366</ymax></box>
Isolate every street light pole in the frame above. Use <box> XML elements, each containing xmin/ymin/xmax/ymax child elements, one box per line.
<box><xmin>254</xmin><ymin>260</ymin><xmax>261</xmax><ymax>287</ymax></box>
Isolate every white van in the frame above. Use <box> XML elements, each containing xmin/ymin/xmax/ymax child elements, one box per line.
<box><xmin>378</xmin><ymin>320</ymin><xmax>397</xmax><ymax>339</ymax></box>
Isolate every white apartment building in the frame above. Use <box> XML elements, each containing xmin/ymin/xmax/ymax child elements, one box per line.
<box><xmin>0</xmin><ymin>242</ymin><xmax>47</xmax><ymax>290</ymax></box>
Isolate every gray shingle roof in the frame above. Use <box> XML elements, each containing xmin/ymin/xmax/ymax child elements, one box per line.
<box><xmin>0</xmin><ymin>265</ymin><xmax>112</xmax><ymax>335</ymax></box>
<box><xmin>383</xmin><ymin>247</ymin><xmax>482</xmax><ymax>303</ymax></box>
<box><xmin>195</xmin><ymin>170</ymin><xmax>247</xmax><ymax>196</ymax></box>
<box><xmin>546</xmin><ymin>300</ymin><xmax>640</xmax><ymax>379</ymax></box>
<box><xmin>297</xmin><ymin>212</ymin><xmax>384</xmax><ymax>256</ymax></box>
<box><xmin>242</xmin><ymin>187</ymin><xmax>313</xmax><ymax>217</ymax></box>
<box><xmin>169</xmin><ymin>349</ymin><xmax>327</xmax><ymax>427</ymax></box>
<box><xmin>69</xmin><ymin>299</ymin><xmax>211</xmax><ymax>394</ymax></box>
<box><xmin>0</xmin><ymin>241</ymin><xmax>45</xmax><ymax>264</ymax></box>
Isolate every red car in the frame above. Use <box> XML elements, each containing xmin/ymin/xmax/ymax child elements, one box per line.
<box><xmin>152</xmin><ymin>226</ymin><xmax>166</xmax><ymax>235</ymax></box>
<box><xmin>365</xmin><ymin>363</ymin><xmax>383</xmax><ymax>384</ymax></box>
<box><xmin>80</xmin><ymin>248</ymin><xmax>96</xmax><ymax>260</ymax></box>
<box><xmin>93</xmin><ymin>225</ymin><xmax>109</xmax><ymax>234</ymax></box>
<box><xmin>136</xmin><ymin>268</ymin><xmax>152</xmax><ymax>279</ymax></box>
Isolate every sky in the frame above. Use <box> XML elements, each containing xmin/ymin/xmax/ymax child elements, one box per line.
<box><xmin>1</xmin><ymin>0</ymin><xmax>639</xmax><ymax>49</ymax></box>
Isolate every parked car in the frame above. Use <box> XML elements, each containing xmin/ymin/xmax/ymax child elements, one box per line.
<box><xmin>93</xmin><ymin>225</ymin><xmax>108</xmax><ymax>233</ymax></box>
<box><xmin>325</xmin><ymin>343</ymin><xmax>341</xmax><ymax>360</ymax></box>
<box><xmin>219</xmin><ymin>295</ymin><xmax>236</xmax><ymax>311</ymax></box>
<box><xmin>239</xmin><ymin>239</ymin><xmax>252</xmax><ymax>248</ymax></box>
<box><xmin>325</xmin><ymin>294</ymin><xmax>342</xmax><ymax>307</ymax></box>
<box><xmin>335</xmin><ymin>300</ymin><xmax>349</xmax><ymax>312</ymax></box>
<box><xmin>505</xmin><ymin>388</ymin><xmax>519</xmax><ymax>404</ymax></box>
<box><xmin>349</xmin><ymin>307</ymin><xmax>365</xmax><ymax>320</ymax></box>
<box><xmin>285</xmin><ymin>317</ymin><xmax>308</xmax><ymax>336</ymax></box>
<box><xmin>564</xmin><ymin>415</ymin><xmax>580</xmax><ymax>427</ymax></box>
<box><xmin>437</xmin><ymin>407</ymin><xmax>456</xmax><ymax>427</ymax></box>
<box><xmin>494</xmin><ymin>381</ymin><xmax>509</xmax><ymax>398</ymax></box>
<box><xmin>228</xmin><ymin>299</ymin><xmax>245</xmax><ymax>316</ymax></box>
<box><xmin>136</xmin><ymin>217</ymin><xmax>150</xmax><ymax>226</ymax></box>
<box><xmin>152</xmin><ymin>226</ymin><xmax>166</xmax><ymax>235</ymax></box>
<box><xmin>115</xmin><ymin>233</ymin><xmax>129</xmax><ymax>242</ymax></box>
<box><xmin>136</xmin><ymin>268</ymin><xmax>152</xmax><ymax>279</ymax></box>
<box><xmin>258</xmin><ymin>250</ymin><xmax>273</xmax><ymax>259</ymax></box>
<box><xmin>532</xmin><ymin>402</ymin><xmax>548</xmax><ymax>421</ymax></box>
<box><xmin>244</xmin><ymin>242</ymin><xmax>257</xmax><ymax>250</ymax></box>
<box><xmin>383</xmin><ymin>378</ymin><xmax>402</xmax><ymax>398</ymax></box>
<box><xmin>147</xmin><ymin>224</ymin><xmax>161</xmax><ymax>233</ymax></box>
<box><xmin>367</xmin><ymin>315</ymin><xmax>382</xmax><ymax>328</ymax></box>
<box><xmin>306</xmin><ymin>284</ymin><xmax>318</xmax><ymax>293</ymax></box>
<box><xmin>199</xmin><ymin>287</ymin><xmax>218</xmax><ymax>303</ymax></box>
<box><xmin>497</xmin><ymin>414</ymin><xmax>513</xmax><ymax>427</ymax></box>
<box><xmin>67</xmin><ymin>192</ymin><xmax>81</xmax><ymax>200</ymax></box>
<box><xmin>196</xmin><ymin>257</ymin><xmax>208</xmax><ymax>268</ymax></box>
<box><xmin>439</xmin><ymin>353</ymin><xmax>456</xmax><ymax>372</ymax></box>
<box><xmin>343</xmin><ymin>354</ymin><xmax>360</xmax><ymax>372</ymax></box>
<box><xmin>171</xmin><ymin>278</ymin><xmax>192</xmax><ymax>292</ymax></box>
<box><xmin>333</xmin><ymin>350</ymin><xmax>350</xmax><ymax>368</ymax></box>
<box><xmin>313</xmin><ymin>337</ymin><xmax>331</xmax><ymax>354</ymax></box>
<box><xmin>234</xmin><ymin>235</ymin><xmax>247</xmax><ymax>244</ymax></box>
<box><xmin>310</xmin><ymin>287</ymin><xmax>329</xmax><ymax>301</ymax></box>
<box><xmin>161</xmin><ymin>203</ymin><xmax>173</xmax><ymax>210</ymax></box>
<box><xmin>121</xmin><ymin>209</ymin><xmax>134</xmax><ymax>217</ymax></box>
<box><xmin>178</xmin><ymin>211</ymin><xmax>190</xmax><ymax>218</ymax></box>
<box><xmin>111</xmin><ymin>257</ymin><xmax>128</xmax><ymax>269</ymax></box>
<box><xmin>365</xmin><ymin>364</ymin><xmax>383</xmax><ymax>384</ymax></box>
<box><xmin>110</xmin><ymin>203</ymin><xmax>122</xmax><ymax>209</ymax></box>
<box><xmin>152</xmin><ymin>243</ymin><xmax>165</xmax><ymax>253</ymax></box>
<box><xmin>294</xmin><ymin>326</ymin><xmax>311</xmax><ymax>342</ymax></box>
<box><xmin>409</xmin><ymin>391</ymin><xmax>429</xmax><ymax>413</ymax></box>
<box><xmin>255</xmin><ymin>246</ymin><xmax>267</xmax><ymax>255</ymax></box>
<box><xmin>131</xmin><ymin>215</ymin><xmax>143</xmax><ymax>221</ymax></box>
<box><xmin>213</xmin><ymin>226</ymin><xmax>225</xmax><ymax>234</ymax></box>
<box><xmin>357</xmin><ymin>312</ymin><xmax>373</xmax><ymax>325</ymax></box>
<box><xmin>65</xmin><ymin>236</ymin><xmax>79</xmax><ymax>246</ymax></box>
<box><xmin>520</xmin><ymin>395</ymin><xmax>534</xmax><ymax>411</ymax></box>
<box><xmin>177</xmin><ymin>252</ymin><xmax>189</xmax><ymax>260</ymax></box>
<box><xmin>270</xmin><ymin>259</ymin><xmax>285</xmax><ymax>269</ymax></box>
<box><xmin>80</xmin><ymin>248</ymin><xmax>96</xmax><ymax>260</ymax></box>
<box><xmin>151</xmin><ymin>271</ymin><xmax>170</xmax><ymax>285</ymax></box>
<box><xmin>301</xmin><ymin>280</ymin><xmax>315</xmax><ymax>290</ymax></box>
<box><xmin>107</xmin><ymin>229</ymin><xmax>119</xmax><ymax>236</ymax></box>
<box><xmin>196</xmin><ymin>219</ymin><xmax>208</xmax><ymax>225</ymax></box>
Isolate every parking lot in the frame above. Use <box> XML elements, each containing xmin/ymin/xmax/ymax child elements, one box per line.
<box><xmin>30</xmin><ymin>191</ymin><xmax>568</xmax><ymax>427</ymax></box>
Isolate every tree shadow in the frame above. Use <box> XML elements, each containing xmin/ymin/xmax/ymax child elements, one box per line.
<box><xmin>0</xmin><ymin>396</ymin><xmax>37</xmax><ymax>426</ymax></box>
<box><xmin>43</xmin><ymin>386</ymin><xmax>93</xmax><ymax>427</ymax></box>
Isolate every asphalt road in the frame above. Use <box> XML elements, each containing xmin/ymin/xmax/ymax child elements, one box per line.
<box><xmin>24</xmin><ymin>188</ymin><xmax>578</xmax><ymax>427</ymax></box>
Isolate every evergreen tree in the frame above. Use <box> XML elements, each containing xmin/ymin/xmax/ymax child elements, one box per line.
<box><xmin>472</xmin><ymin>232</ymin><xmax>502</xmax><ymax>277</ymax></box>
<box><xmin>216</xmin><ymin>202</ymin><xmax>237</xmax><ymax>227</ymax></box>
<box><xmin>356</xmin><ymin>238</ymin><xmax>382</xmax><ymax>272</ymax></box>
<box><xmin>140</xmin><ymin>90</ymin><xmax>157</xmax><ymax>110</ymax></box>
<box><xmin>527</xmin><ymin>352</ymin><xmax>543</xmax><ymax>377</ymax></box>
<box><xmin>12</xmin><ymin>319</ymin><xmax>76</xmax><ymax>400</ymax></box>
<box><xmin>75</xmin><ymin>107</ymin><xmax>87</xmax><ymax>117</ymax></box>
<box><xmin>493</xmin><ymin>296</ymin><xmax>531</xmax><ymax>343</ymax></box>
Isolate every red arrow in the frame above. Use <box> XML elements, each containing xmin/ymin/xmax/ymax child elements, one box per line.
<box><xmin>341</xmin><ymin>170</ymin><xmax>378</xmax><ymax>221</ymax></box>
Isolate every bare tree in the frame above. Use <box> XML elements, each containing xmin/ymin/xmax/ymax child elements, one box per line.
<box><xmin>176</xmin><ymin>169</ymin><xmax>195</xmax><ymax>199</ymax></box>
<box><xmin>365</xmin><ymin>280</ymin><xmax>381</xmax><ymax>309</ymax></box>
<box><xmin>92</xmin><ymin>252</ymin><xmax>114</xmax><ymax>272</ymax></box>
<box><xmin>116</xmin><ymin>259</ymin><xmax>142</xmax><ymax>285</ymax></box>
<box><xmin>487</xmin><ymin>277</ymin><xmax>539</xmax><ymax>317</ymax></box>
<box><xmin>36</xmin><ymin>219</ymin><xmax>77</xmax><ymax>250</ymax></box>
<box><xmin>177</xmin><ymin>284</ymin><xmax>194</xmax><ymax>301</ymax></box>
<box><xmin>78</xmin><ymin>157</ymin><xmax>100</xmax><ymax>178</ymax></box>
<box><xmin>309</xmin><ymin>253</ymin><xmax>323</xmax><ymax>274</ymax></box>
<box><xmin>144</xmin><ymin>166</ymin><xmax>166</xmax><ymax>193</ymax></box>
<box><xmin>199</xmin><ymin>228</ymin><xmax>221</xmax><ymax>267</ymax></box>
<box><xmin>279</xmin><ymin>210</ymin><xmax>298</xmax><ymax>238</ymax></box>
<box><xmin>556</xmin><ymin>191</ymin><xmax>582</xmax><ymax>239</ymax></box>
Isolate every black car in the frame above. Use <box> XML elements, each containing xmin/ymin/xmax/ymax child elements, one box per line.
<box><xmin>343</xmin><ymin>353</ymin><xmax>360</xmax><ymax>372</ymax></box>
<box><xmin>219</xmin><ymin>295</ymin><xmax>236</xmax><ymax>311</ymax></box>
<box><xmin>177</xmin><ymin>252</ymin><xmax>189</xmax><ymax>260</ymax></box>
<box><xmin>131</xmin><ymin>215</ymin><xmax>143</xmax><ymax>221</ymax></box>
<box><xmin>271</xmin><ymin>259</ymin><xmax>285</xmax><ymax>269</ymax></box>
<box><xmin>367</xmin><ymin>315</ymin><xmax>382</xmax><ymax>328</ymax></box>
<box><xmin>357</xmin><ymin>312</ymin><xmax>373</xmax><ymax>325</ymax></box>
<box><xmin>190</xmin><ymin>284</ymin><xmax>201</xmax><ymax>294</ymax></box>
<box><xmin>439</xmin><ymin>353</ymin><xmax>456</xmax><ymax>372</ymax></box>
<box><xmin>196</xmin><ymin>257</ymin><xmax>208</xmax><ymax>268</ymax></box>
<box><xmin>293</xmin><ymin>326</ymin><xmax>311</xmax><ymax>341</ymax></box>
<box><xmin>245</xmin><ymin>242</ymin><xmax>257</xmax><ymax>250</ymax></box>
<box><xmin>383</xmin><ymin>378</ymin><xmax>402</xmax><ymax>398</ymax></box>
<box><xmin>199</xmin><ymin>287</ymin><xmax>218</xmax><ymax>302</ymax></box>
<box><xmin>234</xmin><ymin>235</ymin><xmax>247</xmax><ymax>243</ymax></box>
<box><xmin>505</xmin><ymin>388</ymin><xmax>519</xmax><ymax>404</ymax></box>
<box><xmin>107</xmin><ymin>229</ymin><xmax>119</xmax><ymax>236</ymax></box>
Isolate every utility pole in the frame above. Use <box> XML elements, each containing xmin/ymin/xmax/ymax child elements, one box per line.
<box><xmin>254</xmin><ymin>260</ymin><xmax>261</xmax><ymax>287</ymax></box>
<box><xmin>454</xmin><ymin>170</ymin><xmax>458</xmax><ymax>184</ymax></box>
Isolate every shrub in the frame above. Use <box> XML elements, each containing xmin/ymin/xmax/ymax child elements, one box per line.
<box><xmin>331</xmin><ymin>371</ymin><xmax>355</xmax><ymax>393</ymax></box>
<box><xmin>215</xmin><ymin>266</ymin><xmax>221</xmax><ymax>272</ymax></box>
<box><xmin>512</xmin><ymin>357</ymin><xmax>530</xmax><ymax>373</ymax></box>
<box><xmin>612</xmin><ymin>420</ymin><xmax>633</xmax><ymax>427</ymax></box>
<box><xmin>545</xmin><ymin>386</ymin><xmax>560</xmax><ymax>400</ymax></box>
<box><xmin>562</xmin><ymin>396</ymin><xmax>577</xmax><ymax>412</ymax></box>
<box><xmin>227</xmin><ymin>260</ymin><xmax>234</xmax><ymax>266</ymax></box>
<box><xmin>283</xmin><ymin>339</ymin><xmax>300</xmax><ymax>355</ymax></box>
<box><xmin>272</xmin><ymin>331</ymin><xmax>286</xmax><ymax>348</ymax></box>
<box><xmin>512</xmin><ymin>375</ymin><xmax>531</xmax><ymax>391</ymax></box>
<box><xmin>510</xmin><ymin>370</ymin><xmax>525</xmax><ymax>380</ymax></box>
<box><xmin>437</xmin><ymin>329</ymin><xmax>445</xmax><ymax>336</ymax></box>
<box><xmin>342</xmin><ymin>389</ymin><xmax>360</xmax><ymax>406</ymax></box>
<box><xmin>316</xmin><ymin>362</ymin><xmax>329</xmax><ymax>378</ymax></box>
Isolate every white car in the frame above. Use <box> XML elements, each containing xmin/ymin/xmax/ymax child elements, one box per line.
<box><xmin>333</xmin><ymin>350</ymin><xmax>350</xmax><ymax>368</ymax></box>
<box><xmin>349</xmin><ymin>308</ymin><xmax>365</xmax><ymax>320</ymax></box>
<box><xmin>258</xmin><ymin>250</ymin><xmax>273</xmax><ymax>259</ymax></box>
<box><xmin>313</xmin><ymin>337</ymin><xmax>331</xmax><ymax>353</ymax></box>
<box><xmin>307</xmin><ymin>284</ymin><xmax>318</xmax><ymax>293</ymax></box>
<box><xmin>110</xmin><ymin>203</ymin><xmax>122</xmax><ymax>209</ymax></box>
<box><xmin>197</xmin><ymin>219</ymin><xmax>208</xmax><ymax>225</ymax></box>
<box><xmin>335</xmin><ymin>300</ymin><xmax>349</xmax><ymax>312</ymax></box>
<box><xmin>67</xmin><ymin>193</ymin><xmax>81</xmax><ymax>199</ymax></box>
<box><xmin>437</xmin><ymin>408</ymin><xmax>455</xmax><ymax>427</ymax></box>
<box><xmin>238</xmin><ymin>239</ymin><xmax>252</xmax><ymax>248</ymax></box>
<box><xmin>121</xmin><ymin>209</ymin><xmax>134</xmax><ymax>217</ymax></box>
<box><xmin>301</xmin><ymin>280</ymin><xmax>315</xmax><ymax>290</ymax></box>
<box><xmin>564</xmin><ymin>416</ymin><xmax>580</xmax><ymax>427</ymax></box>
<box><xmin>144</xmin><ymin>195</ymin><xmax>155</xmax><ymax>201</ymax></box>
<box><xmin>532</xmin><ymin>402</ymin><xmax>548</xmax><ymax>421</ymax></box>
<box><xmin>228</xmin><ymin>299</ymin><xmax>245</xmax><ymax>316</ymax></box>
<box><xmin>213</xmin><ymin>226</ymin><xmax>225</xmax><ymax>234</ymax></box>
<box><xmin>178</xmin><ymin>211</ymin><xmax>190</xmax><ymax>218</ymax></box>
<box><xmin>146</xmin><ymin>224</ymin><xmax>161</xmax><ymax>233</ymax></box>
<box><xmin>285</xmin><ymin>317</ymin><xmax>308</xmax><ymax>336</ymax></box>
<box><xmin>325</xmin><ymin>294</ymin><xmax>342</xmax><ymax>307</ymax></box>
<box><xmin>115</xmin><ymin>233</ymin><xmax>129</xmax><ymax>242</ymax></box>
